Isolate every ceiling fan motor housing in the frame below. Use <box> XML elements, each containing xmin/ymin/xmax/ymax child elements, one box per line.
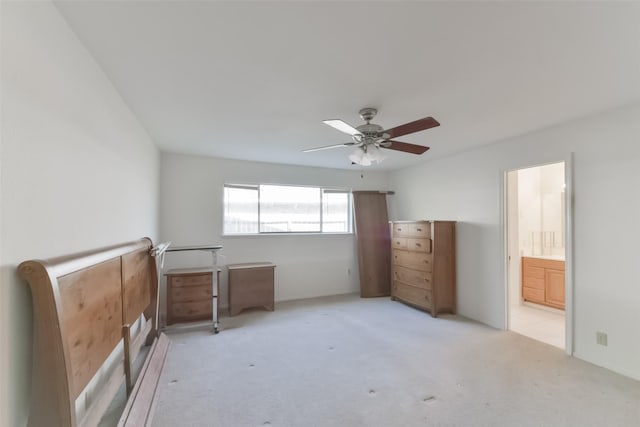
<box><xmin>359</xmin><ymin>107</ymin><xmax>378</xmax><ymax>122</ymax></box>
<box><xmin>306</xmin><ymin>107</ymin><xmax>434</xmax><ymax>156</ymax></box>
<box><xmin>353</xmin><ymin>122</ymin><xmax>390</xmax><ymax>145</ymax></box>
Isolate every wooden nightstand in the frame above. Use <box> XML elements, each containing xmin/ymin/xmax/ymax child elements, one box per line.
<box><xmin>165</xmin><ymin>267</ymin><xmax>220</xmax><ymax>325</ymax></box>
<box><xmin>227</xmin><ymin>262</ymin><xmax>275</xmax><ymax>316</ymax></box>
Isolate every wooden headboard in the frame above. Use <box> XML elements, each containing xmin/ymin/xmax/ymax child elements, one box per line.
<box><xmin>19</xmin><ymin>238</ymin><xmax>161</xmax><ymax>427</ymax></box>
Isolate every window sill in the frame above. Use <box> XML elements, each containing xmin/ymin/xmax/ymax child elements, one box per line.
<box><xmin>221</xmin><ymin>232</ymin><xmax>353</xmax><ymax>238</ymax></box>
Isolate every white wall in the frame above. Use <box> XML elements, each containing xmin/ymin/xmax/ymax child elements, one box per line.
<box><xmin>391</xmin><ymin>103</ymin><xmax>640</xmax><ymax>380</ymax></box>
<box><xmin>160</xmin><ymin>152</ymin><xmax>392</xmax><ymax>317</ymax></box>
<box><xmin>1</xmin><ymin>2</ymin><xmax>160</xmax><ymax>425</ymax></box>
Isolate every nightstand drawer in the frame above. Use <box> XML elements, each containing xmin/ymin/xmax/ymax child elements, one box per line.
<box><xmin>169</xmin><ymin>300</ymin><xmax>212</xmax><ymax>322</ymax></box>
<box><xmin>170</xmin><ymin>284</ymin><xmax>212</xmax><ymax>303</ymax></box>
<box><xmin>165</xmin><ymin>268</ymin><xmax>215</xmax><ymax>325</ymax></box>
<box><xmin>170</xmin><ymin>274</ymin><xmax>211</xmax><ymax>287</ymax></box>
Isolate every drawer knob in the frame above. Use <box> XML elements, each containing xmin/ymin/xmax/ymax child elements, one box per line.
<box><xmin>416</xmin><ymin>243</ymin><xmax>421</xmax><ymax>247</ymax></box>
<box><xmin>417</xmin><ymin>228</ymin><xmax>422</xmax><ymax>232</ymax></box>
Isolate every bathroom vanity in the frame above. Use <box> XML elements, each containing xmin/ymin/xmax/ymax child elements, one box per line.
<box><xmin>521</xmin><ymin>256</ymin><xmax>565</xmax><ymax>310</ymax></box>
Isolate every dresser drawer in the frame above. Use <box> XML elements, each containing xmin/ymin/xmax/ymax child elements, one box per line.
<box><xmin>169</xmin><ymin>273</ymin><xmax>212</xmax><ymax>287</ymax></box>
<box><xmin>392</xmin><ymin>237</ymin><xmax>408</xmax><ymax>250</ymax></box>
<box><xmin>170</xmin><ymin>283</ymin><xmax>212</xmax><ymax>303</ymax></box>
<box><xmin>392</xmin><ymin>265</ymin><xmax>432</xmax><ymax>289</ymax></box>
<box><xmin>169</xmin><ymin>300</ymin><xmax>212</xmax><ymax>322</ymax></box>
<box><xmin>393</xmin><ymin>250</ymin><xmax>432</xmax><ymax>272</ymax></box>
<box><xmin>392</xmin><ymin>222</ymin><xmax>431</xmax><ymax>238</ymax></box>
<box><xmin>407</xmin><ymin>238</ymin><xmax>431</xmax><ymax>253</ymax></box>
<box><xmin>392</xmin><ymin>223</ymin><xmax>411</xmax><ymax>237</ymax></box>
<box><xmin>409</xmin><ymin>223</ymin><xmax>430</xmax><ymax>238</ymax></box>
<box><xmin>392</xmin><ymin>281</ymin><xmax>432</xmax><ymax>308</ymax></box>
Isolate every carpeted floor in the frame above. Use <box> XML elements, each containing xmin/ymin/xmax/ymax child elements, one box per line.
<box><xmin>153</xmin><ymin>294</ymin><xmax>640</xmax><ymax>427</ymax></box>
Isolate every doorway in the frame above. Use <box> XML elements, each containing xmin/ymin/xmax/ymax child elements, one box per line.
<box><xmin>506</xmin><ymin>161</ymin><xmax>571</xmax><ymax>351</ymax></box>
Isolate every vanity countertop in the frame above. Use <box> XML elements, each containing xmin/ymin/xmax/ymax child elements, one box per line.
<box><xmin>524</xmin><ymin>255</ymin><xmax>565</xmax><ymax>261</ymax></box>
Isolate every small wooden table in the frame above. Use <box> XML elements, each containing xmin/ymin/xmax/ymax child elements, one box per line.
<box><xmin>227</xmin><ymin>262</ymin><xmax>275</xmax><ymax>316</ymax></box>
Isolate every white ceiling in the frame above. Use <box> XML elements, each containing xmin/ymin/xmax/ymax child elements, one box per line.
<box><xmin>54</xmin><ymin>1</ymin><xmax>640</xmax><ymax>171</ymax></box>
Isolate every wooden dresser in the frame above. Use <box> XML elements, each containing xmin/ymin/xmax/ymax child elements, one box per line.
<box><xmin>165</xmin><ymin>267</ymin><xmax>218</xmax><ymax>325</ymax></box>
<box><xmin>521</xmin><ymin>257</ymin><xmax>565</xmax><ymax>309</ymax></box>
<box><xmin>389</xmin><ymin>220</ymin><xmax>456</xmax><ymax>317</ymax></box>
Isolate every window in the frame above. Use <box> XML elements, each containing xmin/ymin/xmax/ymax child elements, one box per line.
<box><xmin>223</xmin><ymin>184</ymin><xmax>352</xmax><ymax>234</ymax></box>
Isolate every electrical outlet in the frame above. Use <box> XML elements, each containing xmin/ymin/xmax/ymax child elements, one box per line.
<box><xmin>596</xmin><ymin>331</ymin><xmax>608</xmax><ymax>346</ymax></box>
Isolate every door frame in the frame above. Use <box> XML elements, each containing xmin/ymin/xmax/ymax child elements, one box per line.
<box><xmin>501</xmin><ymin>154</ymin><xmax>574</xmax><ymax>355</ymax></box>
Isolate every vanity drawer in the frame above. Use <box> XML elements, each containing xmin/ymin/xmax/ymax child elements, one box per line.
<box><xmin>392</xmin><ymin>265</ymin><xmax>432</xmax><ymax>289</ymax></box>
<box><xmin>522</xmin><ymin>275</ymin><xmax>544</xmax><ymax>290</ymax></box>
<box><xmin>523</xmin><ymin>286</ymin><xmax>545</xmax><ymax>304</ymax></box>
<box><xmin>392</xmin><ymin>281</ymin><xmax>433</xmax><ymax>308</ymax></box>
<box><xmin>392</xmin><ymin>250</ymin><xmax>432</xmax><ymax>272</ymax></box>
<box><xmin>523</xmin><ymin>265</ymin><xmax>545</xmax><ymax>280</ymax></box>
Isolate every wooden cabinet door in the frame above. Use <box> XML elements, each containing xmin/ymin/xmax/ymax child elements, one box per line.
<box><xmin>353</xmin><ymin>192</ymin><xmax>391</xmax><ymax>297</ymax></box>
<box><xmin>545</xmin><ymin>268</ymin><xmax>565</xmax><ymax>309</ymax></box>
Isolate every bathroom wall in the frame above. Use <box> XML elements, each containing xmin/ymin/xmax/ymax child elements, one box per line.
<box><xmin>518</xmin><ymin>162</ymin><xmax>565</xmax><ymax>258</ymax></box>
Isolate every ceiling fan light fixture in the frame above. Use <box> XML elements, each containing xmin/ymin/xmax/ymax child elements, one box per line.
<box><xmin>349</xmin><ymin>145</ymin><xmax>385</xmax><ymax>166</ymax></box>
<box><xmin>369</xmin><ymin>145</ymin><xmax>386</xmax><ymax>163</ymax></box>
<box><xmin>348</xmin><ymin>147</ymin><xmax>367</xmax><ymax>165</ymax></box>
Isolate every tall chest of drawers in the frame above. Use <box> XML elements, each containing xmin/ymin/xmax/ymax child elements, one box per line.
<box><xmin>390</xmin><ymin>220</ymin><xmax>456</xmax><ymax>317</ymax></box>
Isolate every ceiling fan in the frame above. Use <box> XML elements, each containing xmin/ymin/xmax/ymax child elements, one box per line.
<box><xmin>303</xmin><ymin>108</ymin><xmax>440</xmax><ymax>166</ymax></box>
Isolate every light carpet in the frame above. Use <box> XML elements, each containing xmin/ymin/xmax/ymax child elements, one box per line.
<box><xmin>153</xmin><ymin>294</ymin><xmax>639</xmax><ymax>427</ymax></box>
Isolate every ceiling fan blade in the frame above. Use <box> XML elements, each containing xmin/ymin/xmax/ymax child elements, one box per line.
<box><xmin>302</xmin><ymin>142</ymin><xmax>356</xmax><ymax>153</ymax></box>
<box><xmin>323</xmin><ymin>119</ymin><xmax>363</xmax><ymax>136</ymax></box>
<box><xmin>382</xmin><ymin>140</ymin><xmax>430</xmax><ymax>155</ymax></box>
<box><xmin>384</xmin><ymin>117</ymin><xmax>440</xmax><ymax>139</ymax></box>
